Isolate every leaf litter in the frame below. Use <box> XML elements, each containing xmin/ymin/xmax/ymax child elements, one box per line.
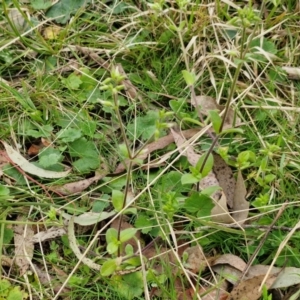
<box><xmin>13</xmin><ymin>216</ymin><xmax>34</xmax><ymax>276</ymax></box>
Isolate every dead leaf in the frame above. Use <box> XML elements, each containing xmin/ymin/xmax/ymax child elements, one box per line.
<box><xmin>183</xmin><ymin>245</ymin><xmax>207</xmax><ymax>273</ymax></box>
<box><xmin>63</xmin><ymin>211</ymin><xmax>116</xmax><ymax>226</ymax></box>
<box><xmin>2</xmin><ymin>141</ymin><xmax>70</xmax><ymax>178</ymax></box>
<box><xmin>228</xmin><ymin>274</ymin><xmax>278</xmax><ymax>300</ymax></box>
<box><xmin>32</xmin><ymin>227</ymin><xmax>67</xmax><ymax>243</ymax></box>
<box><xmin>282</xmin><ymin>66</ymin><xmax>300</xmax><ymax>80</ymax></box>
<box><xmin>114</xmin><ymin>128</ymin><xmax>200</xmax><ymax>173</ymax></box>
<box><xmin>231</xmin><ymin>171</ymin><xmax>249</xmax><ymax>224</ymax></box>
<box><xmin>212</xmin><ymin>253</ymin><xmax>247</xmax><ymax>272</ymax></box>
<box><xmin>213</xmin><ymin>154</ymin><xmax>236</xmax><ymax>208</ymax></box>
<box><xmin>117</xmin><ymin>64</ymin><xmax>138</xmax><ymax>100</ymax></box>
<box><xmin>14</xmin><ymin>218</ymin><xmax>34</xmax><ymax>276</ymax></box>
<box><xmin>50</xmin><ymin>172</ymin><xmax>104</xmax><ymax>195</ymax></box>
<box><xmin>192</xmin><ymin>95</ymin><xmax>241</xmax><ymax>130</ymax></box>
<box><xmin>211</xmin><ymin>192</ymin><xmax>232</xmax><ymax>223</ymax></box>
<box><xmin>246</xmin><ymin>265</ymin><xmax>300</xmax><ymax>289</ymax></box>
<box><xmin>68</xmin><ymin>217</ymin><xmax>101</xmax><ymax>271</ymax></box>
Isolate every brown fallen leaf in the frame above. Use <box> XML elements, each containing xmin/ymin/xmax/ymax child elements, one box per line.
<box><xmin>231</xmin><ymin>171</ymin><xmax>249</xmax><ymax>224</ymax></box>
<box><xmin>192</xmin><ymin>95</ymin><xmax>241</xmax><ymax>130</ymax></box>
<box><xmin>212</xmin><ymin>253</ymin><xmax>247</xmax><ymax>272</ymax></box>
<box><xmin>213</xmin><ymin>154</ymin><xmax>236</xmax><ymax>208</ymax></box>
<box><xmin>50</xmin><ymin>172</ymin><xmax>105</xmax><ymax>195</ymax></box>
<box><xmin>228</xmin><ymin>273</ymin><xmax>278</xmax><ymax>300</ymax></box>
<box><xmin>14</xmin><ymin>217</ymin><xmax>34</xmax><ymax>276</ymax></box>
<box><xmin>114</xmin><ymin>128</ymin><xmax>200</xmax><ymax>173</ymax></box>
<box><xmin>282</xmin><ymin>66</ymin><xmax>300</xmax><ymax>80</ymax></box>
<box><xmin>211</xmin><ymin>192</ymin><xmax>232</xmax><ymax>223</ymax></box>
<box><xmin>183</xmin><ymin>245</ymin><xmax>207</xmax><ymax>273</ymax></box>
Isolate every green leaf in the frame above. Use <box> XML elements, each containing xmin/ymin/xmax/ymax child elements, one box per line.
<box><xmin>62</xmin><ymin>73</ymin><xmax>82</xmax><ymax>90</ymax></box>
<box><xmin>0</xmin><ymin>185</ymin><xmax>10</xmax><ymax>196</ymax></box>
<box><xmin>31</xmin><ymin>0</ymin><xmax>53</xmax><ymax>10</ymax></box>
<box><xmin>120</xmin><ymin>228</ymin><xmax>137</xmax><ymax>243</ymax></box>
<box><xmin>182</xmin><ymin>70</ymin><xmax>196</xmax><ymax>85</ymax></box>
<box><xmin>106</xmin><ymin>228</ymin><xmax>118</xmax><ymax>244</ymax></box>
<box><xmin>26</xmin><ymin>124</ymin><xmax>53</xmax><ymax>138</ymax></box>
<box><xmin>46</xmin><ymin>0</ymin><xmax>91</xmax><ymax>24</ymax></box>
<box><xmin>184</xmin><ymin>192</ymin><xmax>214</xmax><ymax>217</ymax></box>
<box><xmin>181</xmin><ymin>173</ymin><xmax>200</xmax><ymax>185</ymax></box>
<box><xmin>112</xmin><ymin>190</ymin><xmax>124</xmax><ymax>212</ymax></box>
<box><xmin>135</xmin><ymin>214</ymin><xmax>154</xmax><ymax>234</ymax></box>
<box><xmin>73</xmin><ymin>157</ymin><xmax>100</xmax><ymax>173</ymax></box>
<box><xmin>107</xmin><ymin>242</ymin><xmax>119</xmax><ymax>254</ymax></box>
<box><xmin>3</xmin><ymin>227</ymin><xmax>14</xmax><ymax>245</ymax></box>
<box><xmin>101</xmin><ymin>259</ymin><xmax>118</xmax><ymax>276</ymax></box>
<box><xmin>68</xmin><ymin>137</ymin><xmax>98</xmax><ymax>158</ymax></box>
<box><xmin>126</xmin><ymin>110</ymin><xmax>158</xmax><ymax>140</ymax></box>
<box><xmin>208</xmin><ymin>110</ymin><xmax>222</xmax><ymax>133</ymax></box>
<box><xmin>7</xmin><ymin>286</ymin><xmax>24</xmax><ymax>300</ymax></box>
<box><xmin>196</xmin><ymin>152</ymin><xmax>214</xmax><ymax>178</ymax></box>
<box><xmin>39</xmin><ymin>148</ymin><xmax>63</xmax><ymax>168</ymax></box>
<box><xmin>57</xmin><ymin>127</ymin><xmax>82</xmax><ymax>143</ymax></box>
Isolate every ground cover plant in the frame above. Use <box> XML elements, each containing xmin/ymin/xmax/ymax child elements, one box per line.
<box><xmin>1</xmin><ymin>0</ymin><xmax>300</xmax><ymax>299</ymax></box>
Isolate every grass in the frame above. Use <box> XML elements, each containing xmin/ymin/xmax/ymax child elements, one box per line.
<box><xmin>1</xmin><ymin>0</ymin><xmax>300</xmax><ymax>299</ymax></box>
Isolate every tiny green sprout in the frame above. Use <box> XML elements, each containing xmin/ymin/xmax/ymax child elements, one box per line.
<box><xmin>47</xmin><ymin>207</ymin><xmax>57</xmax><ymax>221</ymax></box>
<box><xmin>98</xmin><ymin>100</ymin><xmax>115</xmax><ymax>108</ymax></box>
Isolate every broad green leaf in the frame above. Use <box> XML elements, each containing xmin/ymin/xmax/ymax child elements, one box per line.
<box><xmin>62</xmin><ymin>73</ymin><xmax>82</xmax><ymax>90</ymax></box>
<box><xmin>126</xmin><ymin>110</ymin><xmax>158</xmax><ymax>140</ymax></box>
<box><xmin>112</xmin><ymin>190</ymin><xmax>124</xmax><ymax>212</ymax></box>
<box><xmin>208</xmin><ymin>110</ymin><xmax>222</xmax><ymax>133</ymax></box>
<box><xmin>101</xmin><ymin>259</ymin><xmax>118</xmax><ymax>277</ymax></box>
<box><xmin>26</xmin><ymin>124</ymin><xmax>53</xmax><ymax>138</ymax></box>
<box><xmin>135</xmin><ymin>214</ymin><xmax>154</xmax><ymax>234</ymax></box>
<box><xmin>68</xmin><ymin>137</ymin><xmax>99</xmax><ymax>158</ymax></box>
<box><xmin>31</xmin><ymin>0</ymin><xmax>52</xmax><ymax>10</ymax></box>
<box><xmin>106</xmin><ymin>228</ymin><xmax>118</xmax><ymax>244</ymax></box>
<box><xmin>182</xmin><ymin>70</ymin><xmax>196</xmax><ymax>86</ymax></box>
<box><xmin>184</xmin><ymin>192</ymin><xmax>214</xmax><ymax>217</ymax></box>
<box><xmin>196</xmin><ymin>152</ymin><xmax>214</xmax><ymax>178</ymax></box>
<box><xmin>181</xmin><ymin>173</ymin><xmax>200</xmax><ymax>185</ymax></box>
<box><xmin>120</xmin><ymin>228</ymin><xmax>138</xmax><ymax>243</ymax></box>
<box><xmin>107</xmin><ymin>242</ymin><xmax>119</xmax><ymax>254</ymax></box>
<box><xmin>0</xmin><ymin>185</ymin><xmax>10</xmax><ymax>196</ymax></box>
<box><xmin>7</xmin><ymin>286</ymin><xmax>24</xmax><ymax>300</ymax></box>
<box><xmin>57</xmin><ymin>128</ymin><xmax>82</xmax><ymax>143</ymax></box>
<box><xmin>46</xmin><ymin>0</ymin><xmax>91</xmax><ymax>24</ymax></box>
<box><xmin>3</xmin><ymin>227</ymin><xmax>14</xmax><ymax>245</ymax></box>
<box><xmin>72</xmin><ymin>157</ymin><xmax>100</xmax><ymax>173</ymax></box>
<box><xmin>39</xmin><ymin>148</ymin><xmax>63</xmax><ymax>168</ymax></box>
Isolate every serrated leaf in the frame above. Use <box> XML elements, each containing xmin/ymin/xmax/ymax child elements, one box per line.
<box><xmin>39</xmin><ymin>148</ymin><xmax>63</xmax><ymax>168</ymax></box>
<box><xmin>126</xmin><ymin>110</ymin><xmax>158</xmax><ymax>140</ymax></box>
<box><xmin>73</xmin><ymin>157</ymin><xmax>100</xmax><ymax>173</ymax></box>
<box><xmin>135</xmin><ymin>214</ymin><xmax>153</xmax><ymax>234</ymax></box>
<box><xmin>31</xmin><ymin>0</ymin><xmax>53</xmax><ymax>10</ymax></box>
<box><xmin>57</xmin><ymin>128</ymin><xmax>82</xmax><ymax>143</ymax></box>
<box><xmin>184</xmin><ymin>192</ymin><xmax>214</xmax><ymax>217</ymax></box>
<box><xmin>101</xmin><ymin>259</ymin><xmax>118</xmax><ymax>277</ymax></box>
<box><xmin>112</xmin><ymin>190</ymin><xmax>124</xmax><ymax>212</ymax></box>
<box><xmin>120</xmin><ymin>228</ymin><xmax>138</xmax><ymax>243</ymax></box>
<box><xmin>46</xmin><ymin>0</ymin><xmax>91</xmax><ymax>24</ymax></box>
<box><xmin>68</xmin><ymin>137</ymin><xmax>98</xmax><ymax>158</ymax></box>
